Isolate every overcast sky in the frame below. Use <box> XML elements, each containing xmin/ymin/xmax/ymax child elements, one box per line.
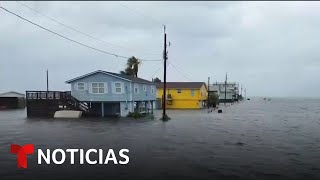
<box><xmin>1</xmin><ymin>1</ymin><xmax>320</xmax><ymax>97</ymax></box>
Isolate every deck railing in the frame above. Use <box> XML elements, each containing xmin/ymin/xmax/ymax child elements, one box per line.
<box><xmin>26</xmin><ymin>91</ymin><xmax>69</xmax><ymax>100</ymax></box>
<box><xmin>26</xmin><ymin>91</ymin><xmax>88</xmax><ymax>112</ymax></box>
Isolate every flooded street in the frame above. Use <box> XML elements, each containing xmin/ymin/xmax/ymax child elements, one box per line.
<box><xmin>0</xmin><ymin>98</ymin><xmax>320</xmax><ymax>180</ymax></box>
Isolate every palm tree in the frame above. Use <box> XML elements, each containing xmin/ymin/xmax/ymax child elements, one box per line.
<box><xmin>120</xmin><ymin>56</ymin><xmax>140</xmax><ymax>77</ymax></box>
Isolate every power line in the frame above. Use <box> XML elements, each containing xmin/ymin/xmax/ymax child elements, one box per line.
<box><xmin>16</xmin><ymin>1</ymin><xmax>162</xmax><ymax>56</ymax></box>
<box><xmin>169</xmin><ymin>65</ymin><xmax>189</xmax><ymax>82</ymax></box>
<box><xmin>0</xmin><ymin>5</ymin><xmax>161</xmax><ymax>62</ymax></box>
<box><xmin>149</xmin><ymin>63</ymin><xmax>163</xmax><ymax>79</ymax></box>
<box><xmin>118</xmin><ymin>2</ymin><xmax>164</xmax><ymax>27</ymax></box>
<box><xmin>168</xmin><ymin>62</ymin><xmax>193</xmax><ymax>81</ymax></box>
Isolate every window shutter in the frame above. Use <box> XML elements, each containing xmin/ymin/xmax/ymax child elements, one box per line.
<box><xmin>74</xmin><ymin>83</ymin><xmax>78</xmax><ymax>91</ymax></box>
<box><xmin>84</xmin><ymin>83</ymin><xmax>87</xmax><ymax>91</ymax></box>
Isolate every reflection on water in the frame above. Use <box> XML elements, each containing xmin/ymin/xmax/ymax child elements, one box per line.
<box><xmin>0</xmin><ymin>98</ymin><xmax>320</xmax><ymax>179</ymax></box>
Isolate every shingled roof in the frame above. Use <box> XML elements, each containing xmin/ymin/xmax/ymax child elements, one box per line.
<box><xmin>156</xmin><ymin>82</ymin><xmax>206</xmax><ymax>89</ymax></box>
<box><xmin>66</xmin><ymin>70</ymin><xmax>155</xmax><ymax>85</ymax></box>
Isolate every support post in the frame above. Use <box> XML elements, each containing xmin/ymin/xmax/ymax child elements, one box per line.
<box><xmin>207</xmin><ymin>77</ymin><xmax>210</xmax><ymax>109</ymax></box>
<box><xmin>151</xmin><ymin>101</ymin><xmax>154</xmax><ymax>114</ymax></box>
<box><xmin>224</xmin><ymin>73</ymin><xmax>227</xmax><ymax>106</ymax></box>
<box><xmin>101</xmin><ymin>102</ymin><xmax>104</xmax><ymax>118</ymax></box>
<box><xmin>46</xmin><ymin>69</ymin><xmax>49</xmax><ymax>92</ymax></box>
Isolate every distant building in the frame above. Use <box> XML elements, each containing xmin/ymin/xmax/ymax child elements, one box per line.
<box><xmin>156</xmin><ymin>82</ymin><xmax>208</xmax><ymax>109</ymax></box>
<box><xmin>66</xmin><ymin>70</ymin><xmax>156</xmax><ymax>117</ymax></box>
<box><xmin>0</xmin><ymin>91</ymin><xmax>25</xmax><ymax>109</ymax></box>
<box><xmin>208</xmin><ymin>82</ymin><xmax>239</xmax><ymax>103</ymax></box>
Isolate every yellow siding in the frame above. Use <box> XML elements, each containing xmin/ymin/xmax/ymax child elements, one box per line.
<box><xmin>156</xmin><ymin>85</ymin><xmax>208</xmax><ymax>109</ymax></box>
<box><xmin>198</xmin><ymin>84</ymin><xmax>208</xmax><ymax>101</ymax></box>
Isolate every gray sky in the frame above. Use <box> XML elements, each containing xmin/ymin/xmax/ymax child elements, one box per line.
<box><xmin>1</xmin><ymin>1</ymin><xmax>320</xmax><ymax>97</ymax></box>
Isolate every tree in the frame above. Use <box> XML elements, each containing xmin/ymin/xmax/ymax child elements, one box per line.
<box><xmin>120</xmin><ymin>56</ymin><xmax>140</xmax><ymax>77</ymax></box>
<box><xmin>208</xmin><ymin>93</ymin><xmax>219</xmax><ymax>108</ymax></box>
<box><xmin>152</xmin><ymin>77</ymin><xmax>161</xmax><ymax>83</ymax></box>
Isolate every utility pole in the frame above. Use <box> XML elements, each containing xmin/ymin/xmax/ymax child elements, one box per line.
<box><xmin>162</xmin><ymin>25</ymin><xmax>168</xmax><ymax>120</ymax></box>
<box><xmin>46</xmin><ymin>69</ymin><xmax>49</xmax><ymax>92</ymax></box>
<box><xmin>224</xmin><ymin>72</ymin><xmax>227</xmax><ymax>106</ymax></box>
<box><xmin>207</xmin><ymin>77</ymin><xmax>210</xmax><ymax>109</ymax></box>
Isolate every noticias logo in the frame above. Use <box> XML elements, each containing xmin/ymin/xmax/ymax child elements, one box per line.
<box><xmin>10</xmin><ymin>144</ymin><xmax>130</xmax><ymax>168</ymax></box>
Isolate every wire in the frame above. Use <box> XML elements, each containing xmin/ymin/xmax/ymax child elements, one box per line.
<box><xmin>118</xmin><ymin>2</ymin><xmax>164</xmax><ymax>27</ymax></box>
<box><xmin>168</xmin><ymin>61</ymin><xmax>193</xmax><ymax>81</ymax></box>
<box><xmin>170</xmin><ymin>60</ymin><xmax>194</xmax><ymax>80</ymax></box>
<box><xmin>15</xmin><ymin>1</ymin><xmax>162</xmax><ymax>56</ymax></box>
<box><xmin>0</xmin><ymin>5</ymin><xmax>161</xmax><ymax>62</ymax></box>
<box><xmin>148</xmin><ymin>62</ymin><xmax>163</xmax><ymax>79</ymax></box>
<box><xmin>151</xmin><ymin>66</ymin><xmax>162</xmax><ymax>78</ymax></box>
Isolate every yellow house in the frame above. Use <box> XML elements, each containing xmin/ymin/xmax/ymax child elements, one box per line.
<box><xmin>156</xmin><ymin>82</ymin><xmax>208</xmax><ymax>109</ymax></box>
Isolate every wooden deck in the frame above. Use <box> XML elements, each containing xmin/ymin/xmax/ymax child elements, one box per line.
<box><xmin>26</xmin><ymin>91</ymin><xmax>88</xmax><ymax>118</ymax></box>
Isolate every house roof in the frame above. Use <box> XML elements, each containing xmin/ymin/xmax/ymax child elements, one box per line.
<box><xmin>65</xmin><ymin>70</ymin><xmax>155</xmax><ymax>85</ymax></box>
<box><xmin>156</xmin><ymin>82</ymin><xmax>206</xmax><ymax>89</ymax></box>
<box><xmin>0</xmin><ymin>91</ymin><xmax>25</xmax><ymax>98</ymax></box>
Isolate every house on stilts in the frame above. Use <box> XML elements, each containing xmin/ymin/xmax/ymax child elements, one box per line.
<box><xmin>26</xmin><ymin>70</ymin><xmax>156</xmax><ymax>118</ymax></box>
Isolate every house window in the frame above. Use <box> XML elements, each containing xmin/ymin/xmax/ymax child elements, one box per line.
<box><xmin>92</xmin><ymin>83</ymin><xmax>105</xmax><ymax>94</ymax></box>
<box><xmin>134</xmin><ymin>84</ymin><xmax>139</xmax><ymax>94</ymax></box>
<box><xmin>77</xmin><ymin>82</ymin><xmax>85</xmax><ymax>91</ymax></box>
<box><xmin>151</xmin><ymin>86</ymin><xmax>155</xmax><ymax>94</ymax></box>
<box><xmin>177</xmin><ymin>89</ymin><xmax>182</xmax><ymax>93</ymax></box>
<box><xmin>191</xmin><ymin>90</ymin><xmax>195</xmax><ymax>96</ymax></box>
<box><xmin>114</xmin><ymin>82</ymin><xmax>122</xmax><ymax>94</ymax></box>
<box><xmin>143</xmin><ymin>85</ymin><xmax>147</xmax><ymax>91</ymax></box>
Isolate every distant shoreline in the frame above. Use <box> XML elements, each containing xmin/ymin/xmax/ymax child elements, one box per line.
<box><xmin>247</xmin><ymin>96</ymin><xmax>320</xmax><ymax>100</ymax></box>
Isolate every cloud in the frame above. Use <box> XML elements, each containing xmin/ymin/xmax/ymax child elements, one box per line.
<box><xmin>0</xmin><ymin>1</ymin><xmax>320</xmax><ymax>97</ymax></box>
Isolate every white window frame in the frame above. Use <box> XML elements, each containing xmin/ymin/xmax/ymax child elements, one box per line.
<box><xmin>134</xmin><ymin>84</ymin><xmax>139</xmax><ymax>94</ymax></box>
<box><xmin>90</xmin><ymin>82</ymin><xmax>107</xmax><ymax>94</ymax></box>
<box><xmin>76</xmin><ymin>82</ymin><xmax>86</xmax><ymax>91</ymax></box>
<box><xmin>151</xmin><ymin>86</ymin><xmax>155</xmax><ymax>94</ymax></box>
<box><xmin>143</xmin><ymin>85</ymin><xmax>147</xmax><ymax>92</ymax></box>
<box><xmin>113</xmin><ymin>82</ymin><xmax>123</xmax><ymax>94</ymax></box>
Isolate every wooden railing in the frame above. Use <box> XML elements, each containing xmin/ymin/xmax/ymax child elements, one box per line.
<box><xmin>26</xmin><ymin>91</ymin><xmax>68</xmax><ymax>100</ymax></box>
<box><xmin>65</xmin><ymin>93</ymin><xmax>89</xmax><ymax>112</ymax></box>
<box><xmin>26</xmin><ymin>91</ymin><xmax>89</xmax><ymax>112</ymax></box>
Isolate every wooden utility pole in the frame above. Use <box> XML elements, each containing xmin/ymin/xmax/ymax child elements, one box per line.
<box><xmin>162</xmin><ymin>25</ymin><xmax>168</xmax><ymax>120</ymax></box>
<box><xmin>46</xmin><ymin>69</ymin><xmax>49</xmax><ymax>92</ymax></box>
<box><xmin>224</xmin><ymin>73</ymin><xmax>227</xmax><ymax>105</ymax></box>
<box><xmin>207</xmin><ymin>77</ymin><xmax>210</xmax><ymax>108</ymax></box>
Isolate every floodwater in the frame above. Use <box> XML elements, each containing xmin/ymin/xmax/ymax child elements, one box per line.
<box><xmin>0</xmin><ymin>98</ymin><xmax>320</xmax><ymax>180</ymax></box>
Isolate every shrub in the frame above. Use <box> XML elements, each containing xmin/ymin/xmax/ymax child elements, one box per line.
<box><xmin>127</xmin><ymin>111</ymin><xmax>145</xmax><ymax>119</ymax></box>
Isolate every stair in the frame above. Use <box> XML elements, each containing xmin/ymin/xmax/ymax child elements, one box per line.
<box><xmin>65</xmin><ymin>92</ymin><xmax>89</xmax><ymax>112</ymax></box>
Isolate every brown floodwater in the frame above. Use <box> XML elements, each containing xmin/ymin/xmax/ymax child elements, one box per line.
<box><xmin>0</xmin><ymin>98</ymin><xmax>319</xmax><ymax>180</ymax></box>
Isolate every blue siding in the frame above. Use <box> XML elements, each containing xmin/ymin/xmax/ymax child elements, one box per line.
<box><xmin>132</xmin><ymin>83</ymin><xmax>156</xmax><ymax>101</ymax></box>
<box><xmin>70</xmin><ymin>72</ymin><xmax>156</xmax><ymax>102</ymax></box>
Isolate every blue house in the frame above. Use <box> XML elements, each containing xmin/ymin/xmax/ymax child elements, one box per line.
<box><xmin>66</xmin><ymin>70</ymin><xmax>156</xmax><ymax>117</ymax></box>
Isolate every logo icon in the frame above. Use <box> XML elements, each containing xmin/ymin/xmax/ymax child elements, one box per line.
<box><xmin>10</xmin><ymin>144</ymin><xmax>34</xmax><ymax>169</ymax></box>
